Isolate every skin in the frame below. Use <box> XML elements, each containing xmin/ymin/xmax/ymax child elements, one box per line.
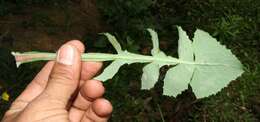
<box><xmin>2</xmin><ymin>40</ymin><xmax>113</xmax><ymax>122</ymax></box>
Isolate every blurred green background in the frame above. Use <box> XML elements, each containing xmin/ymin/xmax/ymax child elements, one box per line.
<box><xmin>0</xmin><ymin>0</ymin><xmax>260</xmax><ymax>121</ymax></box>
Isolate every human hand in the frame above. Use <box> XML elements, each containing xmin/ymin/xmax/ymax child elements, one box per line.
<box><xmin>2</xmin><ymin>40</ymin><xmax>113</xmax><ymax>122</ymax></box>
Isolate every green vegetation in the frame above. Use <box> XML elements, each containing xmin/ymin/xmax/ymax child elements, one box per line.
<box><xmin>1</xmin><ymin>0</ymin><xmax>260</xmax><ymax>121</ymax></box>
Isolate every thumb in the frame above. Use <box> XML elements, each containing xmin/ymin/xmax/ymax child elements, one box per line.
<box><xmin>41</xmin><ymin>44</ymin><xmax>81</xmax><ymax>104</ymax></box>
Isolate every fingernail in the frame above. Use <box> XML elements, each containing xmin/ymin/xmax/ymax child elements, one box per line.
<box><xmin>57</xmin><ymin>45</ymin><xmax>75</xmax><ymax>65</ymax></box>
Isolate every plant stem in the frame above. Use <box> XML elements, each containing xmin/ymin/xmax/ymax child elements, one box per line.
<box><xmin>12</xmin><ymin>52</ymin><xmax>220</xmax><ymax>66</ymax></box>
<box><xmin>13</xmin><ymin>52</ymin><xmax>180</xmax><ymax>64</ymax></box>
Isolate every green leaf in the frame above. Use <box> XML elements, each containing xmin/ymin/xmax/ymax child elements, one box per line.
<box><xmin>141</xmin><ymin>29</ymin><xmax>168</xmax><ymax>90</ymax></box>
<box><xmin>94</xmin><ymin>60</ymin><xmax>127</xmax><ymax>81</ymax></box>
<box><xmin>163</xmin><ymin>64</ymin><xmax>194</xmax><ymax>97</ymax></box>
<box><xmin>190</xmin><ymin>65</ymin><xmax>243</xmax><ymax>98</ymax></box>
<box><xmin>103</xmin><ymin>33</ymin><xmax>123</xmax><ymax>53</ymax></box>
<box><xmin>147</xmin><ymin>28</ymin><xmax>160</xmax><ymax>55</ymax></box>
<box><xmin>163</xmin><ymin>27</ymin><xmax>194</xmax><ymax>96</ymax></box>
<box><xmin>192</xmin><ymin>29</ymin><xmax>243</xmax><ymax>68</ymax></box>
<box><xmin>141</xmin><ymin>62</ymin><xmax>160</xmax><ymax>89</ymax></box>
<box><xmin>190</xmin><ymin>29</ymin><xmax>244</xmax><ymax>98</ymax></box>
<box><xmin>141</xmin><ymin>53</ymin><xmax>169</xmax><ymax>90</ymax></box>
<box><xmin>177</xmin><ymin>26</ymin><xmax>193</xmax><ymax>61</ymax></box>
<box><xmin>12</xmin><ymin>27</ymin><xmax>244</xmax><ymax>99</ymax></box>
<box><xmin>162</xmin><ymin>28</ymin><xmax>243</xmax><ymax>98</ymax></box>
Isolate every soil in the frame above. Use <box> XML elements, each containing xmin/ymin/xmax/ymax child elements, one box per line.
<box><xmin>0</xmin><ymin>0</ymin><xmax>107</xmax><ymax>52</ymax></box>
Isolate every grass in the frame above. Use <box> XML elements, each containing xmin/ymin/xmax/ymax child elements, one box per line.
<box><xmin>1</xmin><ymin>0</ymin><xmax>260</xmax><ymax>121</ymax></box>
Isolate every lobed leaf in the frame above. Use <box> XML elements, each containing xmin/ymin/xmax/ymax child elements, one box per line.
<box><xmin>95</xmin><ymin>34</ymin><xmax>133</xmax><ymax>81</ymax></box>
<box><xmin>163</xmin><ymin>28</ymin><xmax>244</xmax><ymax>98</ymax></box>
<box><xmin>141</xmin><ymin>29</ymin><xmax>169</xmax><ymax>90</ymax></box>
<box><xmin>99</xmin><ymin>27</ymin><xmax>244</xmax><ymax>98</ymax></box>
<box><xmin>13</xmin><ymin>27</ymin><xmax>244</xmax><ymax>99</ymax></box>
<box><xmin>163</xmin><ymin>64</ymin><xmax>194</xmax><ymax>97</ymax></box>
<box><xmin>190</xmin><ymin>29</ymin><xmax>244</xmax><ymax>98</ymax></box>
<box><xmin>163</xmin><ymin>27</ymin><xmax>194</xmax><ymax>97</ymax></box>
<box><xmin>95</xmin><ymin>60</ymin><xmax>129</xmax><ymax>81</ymax></box>
<box><xmin>141</xmin><ymin>62</ymin><xmax>160</xmax><ymax>89</ymax></box>
<box><xmin>103</xmin><ymin>33</ymin><xmax>123</xmax><ymax>53</ymax></box>
<box><xmin>177</xmin><ymin>26</ymin><xmax>194</xmax><ymax>61</ymax></box>
<box><xmin>147</xmin><ymin>28</ymin><xmax>160</xmax><ymax>55</ymax></box>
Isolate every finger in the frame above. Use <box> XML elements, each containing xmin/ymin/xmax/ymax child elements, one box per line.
<box><xmin>69</xmin><ymin>60</ymin><xmax>102</xmax><ymax>122</ymax></box>
<box><xmin>67</xmin><ymin>40</ymin><xmax>85</xmax><ymax>53</ymax></box>
<box><xmin>67</xmin><ymin>40</ymin><xmax>103</xmax><ymax>85</ymax></box>
<box><xmin>79</xmin><ymin>62</ymin><xmax>103</xmax><ymax>85</ymax></box>
<box><xmin>8</xmin><ymin>61</ymin><xmax>54</xmax><ymax>113</ymax></box>
<box><xmin>81</xmin><ymin>98</ymin><xmax>112</xmax><ymax>122</ymax></box>
<box><xmin>69</xmin><ymin>80</ymin><xmax>105</xmax><ymax>121</ymax></box>
<box><xmin>73</xmin><ymin>80</ymin><xmax>105</xmax><ymax>109</ymax></box>
<box><xmin>14</xmin><ymin>40</ymin><xmax>85</xmax><ymax>103</ymax></box>
<box><xmin>15</xmin><ymin>61</ymin><xmax>54</xmax><ymax>102</ymax></box>
<box><xmin>39</xmin><ymin>44</ymin><xmax>82</xmax><ymax>105</ymax></box>
<box><xmin>68</xmin><ymin>40</ymin><xmax>102</xmax><ymax>85</ymax></box>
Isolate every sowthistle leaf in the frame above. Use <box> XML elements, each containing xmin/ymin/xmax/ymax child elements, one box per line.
<box><xmin>102</xmin><ymin>33</ymin><xmax>123</xmax><ymax>54</ymax></box>
<box><xmin>163</xmin><ymin>27</ymin><xmax>194</xmax><ymax>97</ymax></box>
<box><xmin>12</xmin><ymin>26</ymin><xmax>244</xmax><ymax>99</ymax></box>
